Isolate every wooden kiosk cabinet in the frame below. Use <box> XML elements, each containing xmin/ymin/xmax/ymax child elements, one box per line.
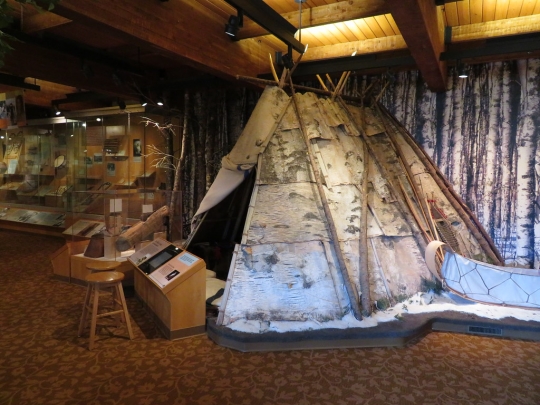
<box><xmin>129</xmin><ymin>239</ymin><xmax>207</xmax><ymax>340</ymax></box>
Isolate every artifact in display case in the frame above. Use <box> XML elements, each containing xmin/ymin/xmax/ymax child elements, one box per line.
<box><xmin>63</xmin><ymin>219</ymin><xmax>106</xmax><ymax>239</ymax></box>
<box><xmin>0</xmin><ymin>207</ymin><xmax>65</xmax><ymax>227</ymax></box>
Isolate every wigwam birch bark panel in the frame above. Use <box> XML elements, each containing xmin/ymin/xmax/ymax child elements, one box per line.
<box><xmin>221</xmin><ymin>241</ymin><xmax>345</xmax><ymax>325</ymax></box>
<box><xmin>295</xmin><ymin>92</ymin><xmax>335</xmax><ymax>140</ymax></box>
<box><xmin>367</xmin><ymin>183</ymin><xmax>412</xmax><ymax>237</ymax></box>
<box><xmin>315</xmin><ymin>138</ymin><xmax>363</xmax><ymax>187</ymax></box>
<box><xmin>317</xmin><ymin>98</ymin><xmax>347</xmax><ymax>128</ymax></box>
<box><xmin>246</xmin><ymin>183</ymin><xmax>330</xmax><ymax>245</ymax></box>
<box><xmin>227</xmin><ymin>86</ymin><xmax>290</xmax><ymax>166</ymax></box>
<box><xmin>323</xmin><ymin>184</ymin><xmax>362</xmax><ymax>242</ymax></box>
<box><xmin>362</xmin><ymin>106</ymin><xmax>386</xmax><ymax>136</ymax></box>
<box><xmin>259</xmin><ymin>128</ymin><xmax>312</xmax><ymax>185</ymax></box>
<box><xmin>278</xmin><ymin>102</ymin><xmax>300</xmax><ymax>131</ymax></box>
<box><xmin>370</xmin><ymin>236</ymin><xmax>432</xmax><ymax>300</ymax></box>
<box><xmin>325</xmin><ymin>98</ymin><xmax>359</xmax><ymax>137</ymax></box>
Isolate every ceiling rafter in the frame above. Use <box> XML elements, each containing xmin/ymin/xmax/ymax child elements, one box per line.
<box><xmin>236</xmin><ymin>0</ymin><xmax>389</xmax><ymax>40</ymax></box>
<box><xmin>385</xmin><ymin>0</ymin><xmax>447</xmax><ymax>92</ymax></box>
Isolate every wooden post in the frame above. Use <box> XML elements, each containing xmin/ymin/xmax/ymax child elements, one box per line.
<box><xmin>359</xmin><ymin>148</ymin><xmax>372</xmax><ymax>316</ymax></box>
<box><xmin>289</xmin><ymin>77</ymin><xmax>363</xmax><ymax>321</ymax></box>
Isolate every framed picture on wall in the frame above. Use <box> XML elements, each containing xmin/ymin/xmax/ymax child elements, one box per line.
<box><xmin>133</xmin><ymin>139</ymin><xmax>142</xmax><ymax>156</ymax></box>
<box><xmin>107</xmin><ymin>162</ymin><xmax>116</xmax><ymax>176</ymax></box>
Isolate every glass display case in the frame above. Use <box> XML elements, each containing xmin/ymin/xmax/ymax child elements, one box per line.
<box><xmin>0</xmin><ymin>105</ymin><xmax>175</xmax><ymax>242</ymax></box>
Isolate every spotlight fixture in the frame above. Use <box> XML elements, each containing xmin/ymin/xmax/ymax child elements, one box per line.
<box><xmin>457</xmin><ymin>60</ymin><xmax>468</xmax><ymax>79</ymax></box>
<box><xmin>140</xmin><ymin>97</ymin><xmax>148</xmax><ymax>107</ymax></box>
<box><xmin>225</xmin><ymin>9</ymin><xmax>243</xmax><ymax>38</ymax></box>
<box><xmin>53</xmin><ymin>104</ymin><xmax>61</xmax><ymax>116</ymax></box>
<box><xmin>156</xmin><ymin>97</ymin><xmax>164</xmax><ymax>107</ymax></box>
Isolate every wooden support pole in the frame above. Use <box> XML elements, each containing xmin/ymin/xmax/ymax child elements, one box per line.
<box><xmin>235</xmin><ymin>75</ymin><xmax>363</xmax><ymax>103</ymax></box>
<box><xmin>278</xmin><ymin>68</ymin><xmax>289</xmax><ymax>89</ymax></box>
<box><xmin>358</xmin><ymin>147</ymin><xmax>372</xmax><ymax>316</ymax></box>
<box><xmin>316</xmin><ymin>74</ymin><xmax>329</xmax><ymax>92</ymax></box>
<box><xmin>325</xmin><ymin>74</ymin><xmax>336</xmax><ymax>91</ymax></box>
<box><xmin>268</xmin><ymin>53</ymin><xmax>279</xmax><ymax>84</ymax></box>
<box><xmin>289</xmin><ymin>77</ymin><xmax>363</xmax><ymax>321</ymax></box>
<box><xmin>332</xmin><ymin>71</ymin><xmax>348</xmax><ymax>100</ymax></box>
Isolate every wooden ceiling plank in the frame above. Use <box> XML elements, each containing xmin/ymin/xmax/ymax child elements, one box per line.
<box><xmin>306</xmin><ymin>26</ymin><xmax>335</xmax><ymax>46</ymax></box>
<box><xmin>363</xmin><ymin>16</ymin><xmax>387</xmax><ymax>38</ymax></box>
<box><xmin>444</xmin><ymin>1</ymin><xmax>459</xmax><ymax>26</ymax></box>
<box><xmin>325</xmin><ymin>24</ymin><xmax>351</xmax><ymax>44</ymax></box>
<box><xmin>457</xmin><ymin>0</ymin><xmax>471</xmax><ymax>25</ymax></box>
<box><xmin>483</xmin><ymin>0</ymin><xmax>496</xmax><ymax>21</ymax></box>
<box><xmin>302</xmin><ymin>34</ymin><xmax>407</xmax><ymax>61</ymax></box>
<box><xmin>386</xmin><ymin>0</ymin><xmax>447</xmax><ymax>92</ymax></box>
<box><xmin>342</xmin><ymin>20</ymin><xmax>368</xmax><ymax>41</ymax></box>
<box><xmin>51</xmin><ymin>0</ymin><xmax>271</xmax><ymax>81</ymax></box>
<box><xmin>469</xmin><ymin>0</ymin><xmax>483</xmax><ymax>24</ymax></box>
<box><xmin>237</xmin><ymin>0</ymin><xmax>388</xmax><ymax>39</ymax></box>
<box><xmin>22</xmin><ymin>12</ymin><xmax>72</xmax><ymax>33</ymax></box>
<box><xmin>520</xmin><ymin>0</ymin><xmax>538</xmax><ymax>16</ymax></box>
<box><xmin>385</xmin><ymin>13</ymin><xmax>401</xmax><ymax>35</ymax></box>
<box><xmin>373</xmin><ymin>15</ymin><xmax>398</xmax><ymax>36</ymax></box>
<box><xmin>354</xmin><ymin>19</ymin><xmax>377</xmax><ymax>40</ymax></box>
<box><xmin>507</xmin><ymin>0</ymin><xmax>524</xmax><ymax>18</ymax></box>
<box><xmin>494</xmin><ymin>0</ymin><xmax>511</xmax><ymax>20</ymax></box>
<box><xmin>534</xmin><ymin>0</ymin><xmax>540</xmax><ymax>13</ymax></box>
<box><xmin>297</xmin><ymin>30</ymin><xmax>325</xmax><ymax>48</ymax></box>
<box><xmin>333</xmin><ymin>22</ymin><xmax>361</xmax><ymax>43</ymax></box>
<box><xmin>451</xmin><ymin>13</ymin><xmax>540</xmax><ymax>42</ymax></box>
<box><xmin>193</xmin><ymin>0</ymin><xmax>234</xmax><ymax>21</ymax></box>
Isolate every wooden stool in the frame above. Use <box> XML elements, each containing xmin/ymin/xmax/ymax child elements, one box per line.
<box><xmin>86</xmin><ymin>261</ymin><xmax>122</xmax><ymax>274</ymax></box>
<box><xmin>78</xmin><ymin>271</ymin><xmax>134</xmax><ymax>350</ymax></box>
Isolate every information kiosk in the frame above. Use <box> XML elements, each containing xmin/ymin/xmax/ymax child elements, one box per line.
<box><xmin>129</xmin><ymin>239</ymin><xmax>206</xmax><ymax>340</ymax></box>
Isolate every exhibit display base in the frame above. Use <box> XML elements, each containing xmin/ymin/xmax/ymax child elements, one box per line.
<box><xmin>134</xmin><ymin>267</ymin><xmax>206</xmax><ymax>340</ymax></box>
<box><xmin>130</xmin><ymin>239</ymin><xmax>207</xmax><ymax>340</ymax></box>
<box><xmin>206</xmin><ymin>312</ymin><xmax>540</xmax><ymax>352</ymax></box>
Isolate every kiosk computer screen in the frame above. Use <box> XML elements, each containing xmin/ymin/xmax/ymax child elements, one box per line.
<box><xmin>139</xmin><ymin>246</ymin><xmax>181</xmax><ymax>274</ymax></box>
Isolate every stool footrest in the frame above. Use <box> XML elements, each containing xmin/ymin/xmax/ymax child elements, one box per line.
<box><xmin>96</xmin><ymin>309</ymin><xmax>125</xmax><ymax>318</ymax></box>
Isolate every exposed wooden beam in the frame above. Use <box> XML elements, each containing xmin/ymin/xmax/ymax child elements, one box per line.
<box><xmin>237</xmin><ymin>0</ymin><xmax>389</xmax><ymax>39</ymax></box>
<box><xmin>3</xmin><ymin>41</ymin><xmax>139</xmax><ymax>100</ymax></box>
<box><xmin>302</xmin><ymin>35</ymin><xmax>407</xmax><ymax>62</ymax></box>
<box><xmin>451</xmin><ymin>14</ymin><xmax>540</xmax><ymax>42</ymax></box>
<box><xmin>386</xmin><ymin>0</ymin><xmax>447</xmax><ymax>92</ymax></box>
<box><xmin>22</xmin><ymin>11</ymin><xmax>71</xmax><ymax>33</ymax></box>
<box><xmin>49</xmin><ymin>0</ymin><xmax>272</xmax><ymax>81</ymax></box>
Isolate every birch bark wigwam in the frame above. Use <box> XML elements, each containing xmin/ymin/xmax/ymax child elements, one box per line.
<box><xmin>191</xmin><ymin>82</ymin><xmax>504</xmax><ymax>331</ymax></box>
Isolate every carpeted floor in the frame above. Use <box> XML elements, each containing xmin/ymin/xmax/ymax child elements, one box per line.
<box><xmin>1</xmin><ymin>229</ymin><xmax>540</xmax><ymax>405</ymax></box>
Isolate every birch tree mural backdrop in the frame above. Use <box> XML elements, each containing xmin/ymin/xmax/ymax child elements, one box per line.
<box><xmin>176</xmin><ymin>59</ymin><xmax>539</xmax><ymax>269</ymax></box>
<box><xmin>375</xmin><ymin>58</ymin><xmax>540</xmax><ymax>269</ymax></box>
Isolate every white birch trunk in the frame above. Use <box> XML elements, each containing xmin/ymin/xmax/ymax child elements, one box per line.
<box><xmin>451</xmin><ymin>75</ymin><xmax>465</xmax><ymax>196</ymax></box>
<box><xmin>438</xmin><ymin>81</ymin><xmax>453</xmax><ymax>176</ymax></box>
<box><xmin>499</xmin><ymin>62</ymin><xmax>518</xmax><ymax>262</ymax></box>
<box><xmin>514</xmin><ymin>60</ymin><xmax>539</xmax><ymax>267</ymax></box>
<box><xmin>481</xmin><ymin>63</ymin><xmax>503</xmax><ymax>235</ymax></box>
